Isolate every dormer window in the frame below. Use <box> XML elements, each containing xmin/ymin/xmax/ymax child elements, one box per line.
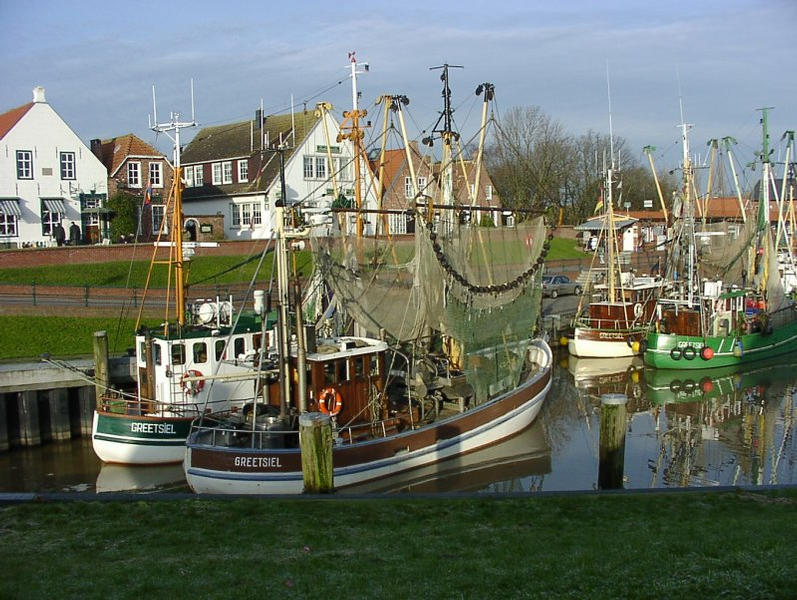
<box><xmin>222</xmin><ymin>161</ymin><xmax>233</xmax><ymax>184</ymax></box>
<box><xmin>238</xmin><ymin>159</ymin><xmax>248</xmax><ymax>183</ymax></box>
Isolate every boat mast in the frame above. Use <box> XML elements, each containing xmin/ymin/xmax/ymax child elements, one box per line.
<box><xmin>678</xmin><ymin>100</ymin><xmax>697</xmax><ymax>307</ymax></box>
<box><xmin>427</xmin><ymin>63</ymin><xmax>463</xmax><ymax>237</ymax></box>
<box><xmin>149</xmin><ymin>83</ymin><xmax>197</xmax><ymax>327</ymax></box>
<box><xmin>337</xmin><ymin>51</ymin><xmax>369</xmax><ymax>238</ymax></box>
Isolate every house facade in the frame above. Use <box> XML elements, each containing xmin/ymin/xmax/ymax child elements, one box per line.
<box><xmin>181</xmin><ymin>107</ymin><xmax>376</xmax><ymax>239</ymax></box>
<box><xmin>0</xmin><ymin>87</ymin><xmax>108</xmax><ymax>248</ymax></box>
<box><xmin>90</xmin><ymin>133</ymin><xmax>174</xmax><ymax>243</ymax></box>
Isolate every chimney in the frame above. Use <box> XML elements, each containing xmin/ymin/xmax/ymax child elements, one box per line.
<box><xmin>90</xmin><ymin>139</ymin><xmax>102</xmax><ymax>159</ymax></box>
<box><xmin>32</xmin><ymin>86</ymin><xmax>46</xmax><ymax>103</ymax></box>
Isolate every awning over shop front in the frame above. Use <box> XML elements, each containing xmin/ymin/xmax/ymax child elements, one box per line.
<box><xmin>0</xmin><ymin>198</ymin><xmax>22</xmax><ymax>217</ymax></box>
<box><xmin>41</xmin><ymin>197</ymin><xmax>66</xmax><ymax>214</ymax></box>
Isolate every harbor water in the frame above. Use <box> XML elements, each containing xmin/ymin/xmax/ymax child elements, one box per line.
<box><xmin>1</xmin><ymin>348</ymin><xmax>796</xmax><ymax>495</ymax></box>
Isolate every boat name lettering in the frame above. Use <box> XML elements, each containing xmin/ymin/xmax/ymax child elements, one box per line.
<box><xmin>234</xmin><ymin>456</ymin><xmax>282</xmax><ymax>468</ymax></box>
<box><xmin>131</xmin><ymin>422</ymin><xmax>176</xmax><ymax>434</ymax></box>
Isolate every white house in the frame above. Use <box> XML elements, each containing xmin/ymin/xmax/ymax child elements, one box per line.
<box><xmin>181</xmin><ymin>107</ymin><xmax>377</xmax><ymax>239</ymax></box>
<box><xmin>0</xmin><ymin>87</ymin><xmax>108</xmax><ymax>248</ymax></box>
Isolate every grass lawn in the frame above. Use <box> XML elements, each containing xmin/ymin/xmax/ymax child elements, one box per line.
<box><xmin>0</xmin><ymin>316</ymin><xmax>161</xmax><ymax>360</ymax></box>
<box><xmin>0</xmin><ymin>489</ymin><xmax>795</xmax><ymax>599</ymax></box>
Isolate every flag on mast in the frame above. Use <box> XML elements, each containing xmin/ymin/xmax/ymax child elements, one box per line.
<box><xmin>144</xmin><ymin>181</ymin><xmax>152</xmax><ymax>205</ymax></box>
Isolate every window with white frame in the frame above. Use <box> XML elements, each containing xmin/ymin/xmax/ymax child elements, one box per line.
<box><xmin>230</xmin><ymin>202</ymin><xmax>262</xmax><ymax>228</ymax></box>
<box><xmin>417</xmin><ymin>176</ymin><xmax>427</xmax><ymax>194</ymax></box>
<box><xmin>0</xmin><ymin>214</ymin><xmax>18</xmax><ymax>236</ymax></box>
<box><xmin>405</xmin><ymin>177</ymin><xmax>413</xmax><ymax>199</ymax></box>
<box><xmin>231</xmin><ymin>203</ymin><xmax>240</xmax><ymax>227</ymax></box>
<box><xmin>193</xmin><ymin>165</ymin><xmax>204</xmax><ymax>186</ymax></box>
<box><xmin>252</xmin><ymin>202</ymin><xmax>261</xmax><ymax>225</ymax></box>
<box><xmin>60</xmin><ymin>152</ymin><xmax>75</xmax><ymax>180</ymax></box>
<box><xmin>238</xmin><ymin>159</ymin><xmax>248</xmax><ymax>182</ymax></box>
<box><xmin>152</xmin><ymin>205</ymin><xmax>166</xmax><ymax>234</ymax></box>
<box><xmin>388</xmin><ymin>212</ymin><xmax>407</xmax><ymax>235</ymax></box>
<box><xmin>241</xmin><ymin>203</ymin><xmax>251</xmax><ymax>225</ymax></box>
<box><xmin>212</xmin><ymin>163</ymin><xmax>222</xmax><ymax>185</ymax></box>
<box><xmin>303</xmin><ymin>156</ymin><xmax>313</xmax><ymax>179</ymax></box>
<box><xmin>83</xmin><ymin>196</ymin><xmax>100</xmax><ymax>227</ymax></box>
<box><xmin>40</xmin><ymin>205</ymin><xmax>62</xmax><ymax>236</ymax></box>
<box><xmin>16</xmin><ymin>150</ymin><xmax>32</xmax><ymax>179</ymax></box>
<box><xmin>223</xmin><ymin>161</ymin><xmax>233</xmax><ymax>184</ymax></box>
<box><xmin>184</xmin><ymin>166</ymin><xmax>194</xmax><ymax>187</ymax></box>
<box><xmin>486</xmin><ymin>185</ymin><xmax>492</xmax><ymax>200</ymax></box>
<box><xmin>149</xmin><ymin>162</ymin><xmax>162</xmax><ymax>187</ymax></box>
<box><xmin>128</xmin><ymin>162</ymin><xmax>141</xmax><ymax>187</ymax></box>
<box><xmin>315</xmin><ymin>156</ymin><xmax>326</xmax><ymax>179</ymax></box>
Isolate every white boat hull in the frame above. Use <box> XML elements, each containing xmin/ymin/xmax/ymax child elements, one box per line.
<box><xmin>568</xmin><ymin>330</ymin><xmax>638</xmax><ymax>358</ymax></box>
<box><xmin>91</xmin><ymin>411</ymin><xmax>191</xmax><ymax>465</ymax></box>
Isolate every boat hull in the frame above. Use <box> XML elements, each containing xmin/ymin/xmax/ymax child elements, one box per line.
<box><xmin>92</xmin><ymin>411</ymin><xmax>193</xmax><ymax>465</ymax></box>
<box><xmin>643</xmin><ymin>320</ymin><xmax>797</xmax><ymax>370</ymax></box>
<box><xmin>568</xmin><ymin>327</ymin><xmax>645</xmax><ymax>358</ymax></box>
<box><xmin>185</xmin><ymin>341</ymin><xmax>553</xmax><ymax>494</ymax></box>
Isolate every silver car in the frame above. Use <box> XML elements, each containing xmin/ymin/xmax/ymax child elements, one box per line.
<box><xmin>542</xmin><ymin>274</ymin><xmax>581</xmax><ymax>298</ymax></box>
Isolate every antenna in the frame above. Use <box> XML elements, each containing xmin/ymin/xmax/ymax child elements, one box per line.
<box><xmin>606</xmin><ymin>61</ymin><xmax>615</xmax><ymax>167</ymax></box>
<box><xmin>149</xmin><ymin>85</ymin><xmax>157</xmax><ymax>129</ymax></box>
<box><xmin>190</xmin><ymin>78</ymin><xmax>196</xmax><ymax>122</ymax></box>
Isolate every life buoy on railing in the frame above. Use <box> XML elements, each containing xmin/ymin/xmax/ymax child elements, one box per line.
<box><xmin>633</xmin><ymin>303</ymin><xmax>643</xmax><ymax>319</ymax></box>
<box><xmin>682</xmin><ymin>346</ymin><xmax>697</xmax><ymax>361</ymax></box>
<box><xmin>318</xmin><ymin>387</ymin><xmax>343</xmax><ymax>416</ymax></box>
<box><xmin>180</xmin><ymin>369</ymin><xmax>205</xmax><ymax>396</ymax></box>
<box><xmin>670</xmin><ymin>347</ymin><xmax>682</xmax><ymax>361</ymax></box>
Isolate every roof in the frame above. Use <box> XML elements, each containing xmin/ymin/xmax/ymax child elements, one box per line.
<box><xmin>97</xmin><ymin>134</ymin><xmax>168</xmax><ymax>176</ymax></box>
<box><xmin>575</xmin><ymin>214</ymin><xmax>638</xmax><ymax>231</ymax></box>
<box><xmin>182</xmin><ymin>111</ymin><xmax>321</xmax><ymax>199</ymax></box>
<box><xmin>0</xmin><ymin>102</ymin><xmax>34</xmax><ymax>140</ymax></box>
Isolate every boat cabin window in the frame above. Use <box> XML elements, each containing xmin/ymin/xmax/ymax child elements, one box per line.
<box><xmin>323</xmin><ymin>361</ymin><xmax>336</xmax><ymax>385</ymax></box>
<box><xmin>253</xmin><ymin>333</ymin><xmax>262</xmax><ymax>351</ymax></box>
<box><xmin>354</xmin><ymin>356</ymin><xmax>365</xmax><ymax>380</ymax></box>
<box><xmin>231</xmin><ymin>336</ymin><xmax>245</xmax><ymax>359</ymax></box>
<box><xmin>154</xmin><ymin>343</ymin><xmax>162</xmax><ymax>366</ymax></box>
<box><xmin>193</xmin><ymin>342</ymin><xmax>208</xmax><ymax>364</ymax></box>
<box><xmin>370</xmin><ymin>354</ymin><xmax>380</xmax><ymax>377</ymax></box>
<box><xmin>171</xmin><ymin>343</ymin><xmax>185</xmax><ymax>366</ymax></box>
<box><xmin>338</xmin><ymin>360</ymin><xmax>348</xmax><ymax>382</ymax></box>
<box><xmin>215</xmin><ymin>340</ymin><xmax>225</xmax><ymax>361</ymax></box>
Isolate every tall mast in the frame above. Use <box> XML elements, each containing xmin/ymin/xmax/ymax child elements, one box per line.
<box><xmin>337</xmin><ymin>51</ymin><xmax>369</xmax><ymax>237</ymax></box>
<box><xmin>678</xmin><ymin>95</ymin><xmax>697</xmax><ymax>307</ymax></box>
<box><xmin>427</xmin><ymin>63</ymin><xmax>463</xmax><ymax>236</ymax></box>
<box><xmin>150</xmin><ymin>83</ymin><xmax>197</xmax><ymax>326</ymax></box>
<box><xmin>757</xmin><ymin>106</ymin><xmax>775</xmax><ymax>227</ymax></box>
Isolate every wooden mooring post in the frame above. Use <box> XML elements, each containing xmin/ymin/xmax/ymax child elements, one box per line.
<box><xmin>93</xmin><ymin>331</ymin><xmax>109</xmax><ymax>402</ymax></box>
<box><xmin>45</xmin><ymin>388</ymin><xmax>71</xmax><ymax>441</ymax></box>
<box><xmin>18</xmin><ymin>390</ymin><xmax>40</xmax><ymax>447</ymax></box>
<box><xmin>299</xmin><ymin>412</ymin><xmax>334</xmax><ymax>493</ymax></box>
<box><xmin>0</xmin><ymin>394</ymin><xmax>8</xmax><ymax>451</ymax></box>
<box><xmin>598</xmin><ymin>393</ymin><xmax>628</xmax><ymax>490</ymax></box>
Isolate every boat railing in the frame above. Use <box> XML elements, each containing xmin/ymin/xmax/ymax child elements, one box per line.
<box><xmin>189</xmin><ymin>419</ymin><xmax>298</xmax><ymax>449</ymax></box>
<box><xmin>98</xmin><ymin>392</ymin><xmax>206</xmax><ymax>418</ymax></box>
<box><xmin>574</xmin><ymin>315</ymin><xmax>644</xmax><ymax>331</ymax></box>
<box><xmin>336</xmin><ymin>417</ymin><xmax>401</xmax><ymax>444</ymax></box>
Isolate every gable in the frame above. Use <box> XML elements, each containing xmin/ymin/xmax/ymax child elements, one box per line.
<box><xmin>98</xmin><ymin>134</ymin><xmax>167</xmax><ymax>176</ymax></box>
<box><xmin>0</xmin><ymin>103</ymin><xmax>34</xmax><ymax>140</ymax></box>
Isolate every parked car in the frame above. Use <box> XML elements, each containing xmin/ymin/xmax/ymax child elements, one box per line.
<box><xmin>542</xmin><ymin>274</ymin><xmax>581</xmax><ymax>298</ymax></box>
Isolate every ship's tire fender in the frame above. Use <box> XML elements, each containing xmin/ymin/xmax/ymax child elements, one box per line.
<box><xmin>633</xmin><ymin>303</ymin><xmax>643</xmax><ymax>318</ymax></box>
<box><xmin>318</xmin><ymin>387</ymin><xmax>343</xmax><ymax>416</ymax></box>
<box><xmin>669</xmin><ymin>379</ymin><xmax>682</xmax><ymax>393</ymax></box>
<box><xmin>682</xmin><ymin>346</ymin><xmax>697</xmax><ymax>361</ymax></box>
<box><xmin>639</xmin><ymin>339</ymin><xmax>649</xmax><ymax>353</ymax></box>
<box><xmin>682</xmin><ymin>379</ymin><xmax>696</xmax><ymax>393</ymax></box>
<box><xmin>670</xmin><ymin>347</ymin><xmax>682</xmax><ymax>361</ymax></box>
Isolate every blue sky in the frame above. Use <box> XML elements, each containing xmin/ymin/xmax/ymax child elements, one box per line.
<box><xmin>1</xmin><ymin>0</ymin><xmax>795</xmax><ymax>172</ymax></box>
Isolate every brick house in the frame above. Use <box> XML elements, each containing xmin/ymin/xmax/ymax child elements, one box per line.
<box><xmin>90</xmin><ymin>133</ymin><xmax>174</xmax><ymax>243</ymax></box>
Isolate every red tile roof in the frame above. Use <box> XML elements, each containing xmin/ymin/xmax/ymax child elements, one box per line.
<box><xmin>98</xmin><ymin>133</ymin><xmax>167</xmax><ymax>175</ymax></box>
<box><xmin>0</xmin><ymin>103</ymin><xmax>34</xmax><ymax>140</ymax></box>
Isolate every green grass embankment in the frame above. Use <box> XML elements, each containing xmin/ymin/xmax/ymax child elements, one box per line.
<box><xmin>0</xmin><ymin>490</ymin><xmax>795</xmax><ymax>598</ymax></box>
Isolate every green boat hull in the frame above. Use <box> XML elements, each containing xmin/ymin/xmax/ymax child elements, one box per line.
<box><xmin>643</xmin><ymin>318</ymin><xmax>797</xmax><ymax>370</ymax></box>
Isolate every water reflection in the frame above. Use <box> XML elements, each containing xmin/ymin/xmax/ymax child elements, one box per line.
<box><xmin>1</xmin><ymin>351</ymin><xmax>796</xmax><ymax>494</ymax></box>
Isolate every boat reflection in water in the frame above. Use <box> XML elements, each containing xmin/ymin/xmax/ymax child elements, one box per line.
<box><xmin>642</xmin><ymin>355</ymin><xmax>797</xmax><ymax>487</ymax></box>
<box><xmin>341</xmin><ymin>420</ymin><xmax>550</xmax><ymax>494</ymax></box>
<box><xmin>96</xmin><ymin>463</ymin><xmax>186</xmax><ymax>494</ymax></box>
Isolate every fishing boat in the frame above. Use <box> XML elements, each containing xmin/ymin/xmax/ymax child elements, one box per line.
<box><xmin>184</xmin><ymin>59</ymin><xmax>553</xmax><ymax>494</ymax></box>
<box><xmin>643</xmin><ymin>108</ymin><xmax>797</xmax><ymax>369</ymax></box>
<box><xmin>568</xmin><ymin>115</ymin><xmax>663</xmax><ymax>358</ymax></box>
<box><xmin>92</xmin><ymin>106</ymin><xmax>276</xmax><ymax>465</ymax></box>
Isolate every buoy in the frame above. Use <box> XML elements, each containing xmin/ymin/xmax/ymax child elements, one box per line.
<box><xmin>733</xmin><ymin>341</ymin><xmax>744</xmax><ymax>358</ymax></box>
<box><xmin>700</xmin><ymin>377</ymin><xmax>714</xmax><ymax>394</ymax></box>
<box><xmin>631</xmin><ymin>340</ymin><xmax>640</xmax><ymax>353</ymax></box>
<box><xmin>700</xmin><ymin>346</ymin><xmax>714</xmax><ymax>360</ymax></box>
<box><xmin>559</xmin><ymin>336</ymin><xmax>569</xmax><ymax>347</ymax></box>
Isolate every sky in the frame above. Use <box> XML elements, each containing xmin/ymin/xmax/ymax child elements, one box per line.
<box><xmin>1</xmin><ymin>0</ymin><xmax>796</xmax><ymax>177</ymax></box>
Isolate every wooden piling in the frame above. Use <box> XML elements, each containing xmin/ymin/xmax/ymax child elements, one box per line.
<box><xmin>18</xmin><ymin>390</ymin><xmax>41</xmax><ymax>447</ymax></box>
<box><xmin>299</xmin><ymin>412</ymin><xmax>334</xmax><ymax>493</ymax></box>
<box><xmin>46</xmin><ymin>388</ymin><xmax>71</xmax><ymax>441</ymax></box>
<box><xmin>598</xmin><ymin>393</ymin><xmax>628</xmax><ymax>490</ymax></box>
<box><xmin>78</xmin><ymin>386</ymin><xmax>95</xmax><ymax>435</ymax></box>
<box><xmin>0</xmin><ymin>394</ymin><xmax>8</xmax><ymax>451</ymax></box>
<box><xmin>93</xmin><ymin>330</ymin><xmax>110</xmax><ymax>404</ymax></box>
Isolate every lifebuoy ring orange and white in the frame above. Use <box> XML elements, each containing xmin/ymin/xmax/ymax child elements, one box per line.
<box><xmin>181</xmin><ymin>369</ymin><xmax>205</xmax><ymax>395</ymax></box>
<box><xmin>318</xmin><ymin>387</ymin><xmax>343</xmax><ymax>416</ymax></box>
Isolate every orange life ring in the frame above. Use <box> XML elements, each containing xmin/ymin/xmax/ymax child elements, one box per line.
<box><xmin>181</xmin><ymin>369</ymin><xmax>205</xmax><ymax>395</ymax></box>
<box><xmin>318</xmin><ymin>387</ymin><xmax>343</xmax><ymax>416</ymax></box>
